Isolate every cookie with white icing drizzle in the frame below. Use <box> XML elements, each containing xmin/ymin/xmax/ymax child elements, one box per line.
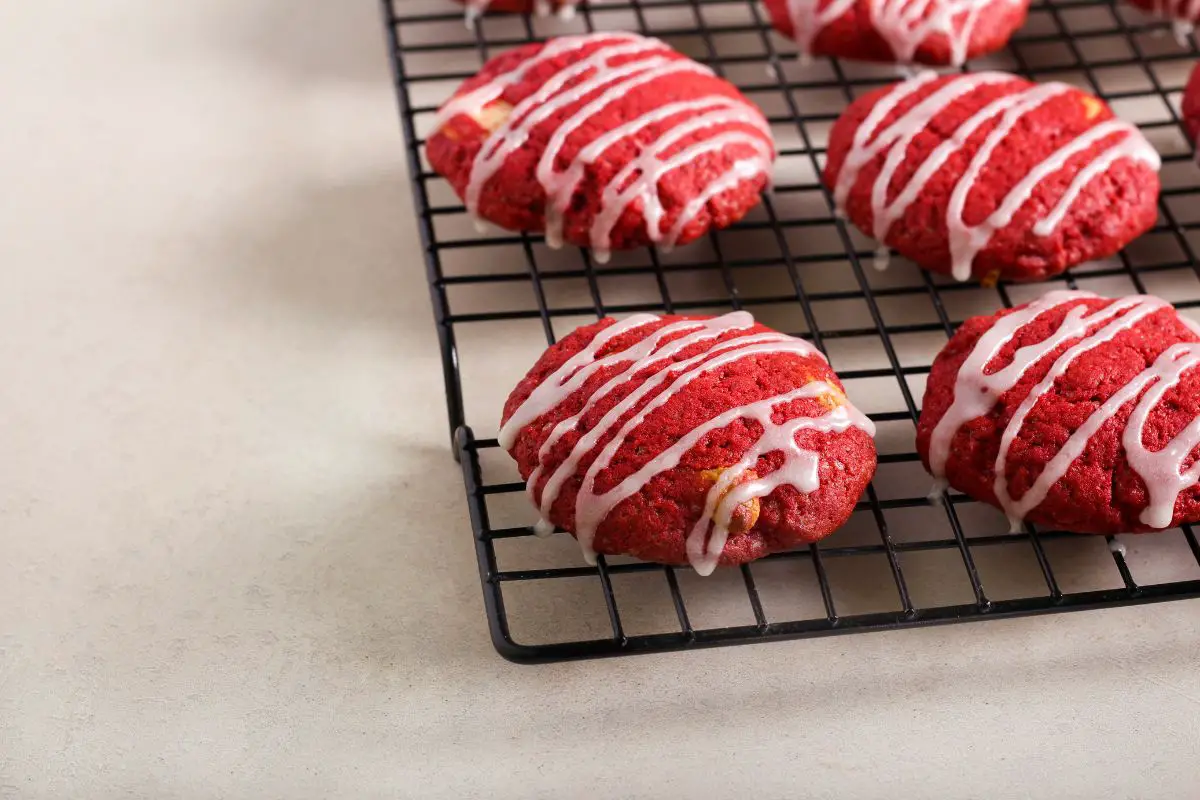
<box><xmin>825</xmin><ymin>72</ymin><xmax>1161</xmax><ymax>283</ymax></box>
<box><xmin>500</xmin><ymin>312</ymin><xmax>877</xmax><ymax>574</ymax></box>
<box><xmin>1184</xmin><ymin>62</ymin><xmax>1200</xmax><ymax>159</ymax></box>
<box><xmin>426</xmin><ymin>34</ymin><xmax>776</xmax><ymax>262</ymax></box>
<box><xmin>917</xmin><ymin>290</ymin><xmax>1200</xmax><ymax>534</ymax></box>
<box><xmin>762</xmin><ymin>0</ymin><xmax>1029</xmax><ymax>66</ymax></box>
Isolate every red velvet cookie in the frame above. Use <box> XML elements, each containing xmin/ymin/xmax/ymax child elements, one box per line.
<box><xmin>1184</xmin><ymin>62</ymin><xmax>1200</xmax><ymax>154</ymax></box>
<box><xmin>825</xmin><ymin>72</ymin><xmax>1162</xmax><ymax>283</ymax></box>
<box><xmin>426</xmin><ymin>33</ymin><xmax>776</xmax><ymax>263</ymax></box>
<box><xmin>499</xmin><ymin>311</ymin><xmax>877</xmax><ymax>574</ymax></box>
<box><xmin>762</xmin><ymin>0</ymin><xmax>1029</xmax><ymax>66</ymax></box>
<box><xmin>917</xmin><ymin>290</ymin><xmax>1200</xmax><ymax>534</ymax></box>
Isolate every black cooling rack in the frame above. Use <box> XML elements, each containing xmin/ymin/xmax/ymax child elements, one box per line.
<box><xmin>381</xmin><ymin>0</ymin><xmax>1200</xmax><ymax>662</ymax></box>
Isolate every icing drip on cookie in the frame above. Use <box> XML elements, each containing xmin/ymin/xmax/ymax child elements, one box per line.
<box><xmin>928</xmin><ymin>290</ymin><xmax>1200</xmax><ymax>530</ymax></box>
<box><xmin>784</xmin><ymin>0</ymin><xmax>1022</xmax><ymax>65</ymax></box>
<box><xmin>674</xmin><ymin>385</ymin><xmax>870</xmax><ymax>573</ymax></box>
<box><xmin>463</xmin><ymin>0</ymin><xmax>579</xmax><ymax>26</ymax></box>
<box><xmin>833</xmin><ymin>72</ymin><xmax>1160</xmax><ymax>281</ymax></box>
<box><xmin>436</xmin><ymin>34</ymin><xmax>775</xmax><ymax>262</ymax></box>
<box><xmin>501</xmin><ymin>312</ymin><xmax>875</xmax><ymax>575</ymax></box>
<box><xmin>786</xmin><ymin>0</ymin><xmax>857</xmax><ymax>57</ymax></box>
<box><xmin>1149</xmin><ymin>0</ymin><xmax>1199</xmax><ymax>42</ymax></box>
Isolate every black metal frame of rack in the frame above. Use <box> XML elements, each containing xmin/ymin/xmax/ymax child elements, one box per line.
<box><xmin>381</xmin><ymin>0</ymin><xmax>1200</xmax><ymax>663</ymax></box>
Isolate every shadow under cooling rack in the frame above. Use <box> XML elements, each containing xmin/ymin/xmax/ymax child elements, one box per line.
<box><xmin>382</xmin><ymin>0</ymin><xmax>1200</xmax><ymax>662</ymax></box>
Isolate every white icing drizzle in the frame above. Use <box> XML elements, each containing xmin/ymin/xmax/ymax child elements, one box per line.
<box><xmin>992</xmin><ymin>296</ymin><xmax>1168</xmax><ymax>525</ymax></box>
<box><xmin>434</xmin><ymin>35</ymin><xmax>634</xmax><ymax>129</ymax></box>
<box><xmin>554</xmin><ymin>99</ymin><xmax>771</xmax><ymax>258</ymax></box>
<box><xmin>783</xmin><ymin>0</ymin><xmax>1022</xmax><ymax>65</ymax></box>
<box><xmin>501</xmin><ymin>311</ymin><xmax>875</xmax><ymax>574</ymax></box>
<box><xmin>524</xmin><ymin>319</ymin><xmax>771</xmax><ymax>508</ymax></box>
<box><xmin>678</xmin><ymin>386</ymin><xmax>870</xmax><ymax>574</ymax></box>
<box><xmin>834</xmin><ymin>72</ymin><xmax>1161</xmax><ymax>282</ymax></box>
<box><xmin>498</xmin><ymin>311</ymin><xmax>662</xmax><ymax>450</ymax></box>
<box><xmin>927</xmin><ymin>476</ymin><xmax>948</xmax><ymax>501</ymax></box>
<box><xmin>928</xmin><ymin>290</ymin><xmax>1200</xmax><ymax>531</ymax></box>
<box><xmin>928</xmin><ymin>290</ymin><xmax>1130</xmax><ymax>477</ymax></box>
<box><xmin>435</xmin><ymin>34</ymin><xmax>774</xmax><ymax>259</ymax></box>
<box><xmin>1120</xmin><ymin>345</ymin><xmax>1200</xmax><ymax>528</ymax></box>
<box><xmin>787</xmin><ymin>0</ymin><xmax>856</xmax><ymax>57</ymax></box>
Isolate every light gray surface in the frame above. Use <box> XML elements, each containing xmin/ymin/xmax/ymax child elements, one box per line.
<box><xmin>2</xmin><ymin>1</ymin><xmax>1199</xmax><ymax>798</ymax></box>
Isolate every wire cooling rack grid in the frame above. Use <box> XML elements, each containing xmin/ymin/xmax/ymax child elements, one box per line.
<box><xmin>381</xmin><ymin>0</ymin><xmax>1200</xmax><ymax>662</ymax></box>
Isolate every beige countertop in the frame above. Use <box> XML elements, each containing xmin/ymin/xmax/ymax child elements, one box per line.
<box><xmin>3</xmin><ymin>1</ymin><xmax>1199</xmax><ymax>797</ymax></box>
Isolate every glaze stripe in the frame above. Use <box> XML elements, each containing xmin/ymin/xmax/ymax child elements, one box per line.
<box><xmin>835</xmin><ymin>72</ymin><xmax>1160</xmax><ymax>281</ymax></box>
<box><xmin>928</xmin><ymin>290</ymin><xmax>1200</xmax><ymax>530</ymax></box>
<box><xmin>784</xmin><ymin>0</ymin><xmax>1022</xmax><ymax>65</ymax></box>
<box><xmin>435</xmin><ymin>34</ymin><xmax>775</xmax><ymax>259</ymax></box>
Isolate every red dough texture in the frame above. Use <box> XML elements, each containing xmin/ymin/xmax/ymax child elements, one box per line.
<box><xmin>825</xmin><ymin>74</ymin><xmax>1160</xmax><ymax>283</ymax></box>
<box><xmin>426</xmin><ymin>36</ymin><xmax>774</xmax><ymax>253</ymax></box>
<box><xmin>1184</xmin><ymin>62</ymin><xmax>1200</xmax><ymax>150</ymax></box>
<box><xmin>762</xmin><ymin>0</ymin><xmax>1028</xmax><ymax>65</ymax></box>
<box><xmin>917</xmin><ymin>296</ymin><xmax>1200</xmax><ymax>533</ymax></box>
<box><xmin>502</xmin><ymin>317</ymin><xmax>877</xmax><ymax>567</ymax></box>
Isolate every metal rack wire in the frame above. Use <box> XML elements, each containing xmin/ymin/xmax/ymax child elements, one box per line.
<box><xmin>381</xmin><ymin>0</ymin><xmax>1200</xmax><ymax>662</ymax></box>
